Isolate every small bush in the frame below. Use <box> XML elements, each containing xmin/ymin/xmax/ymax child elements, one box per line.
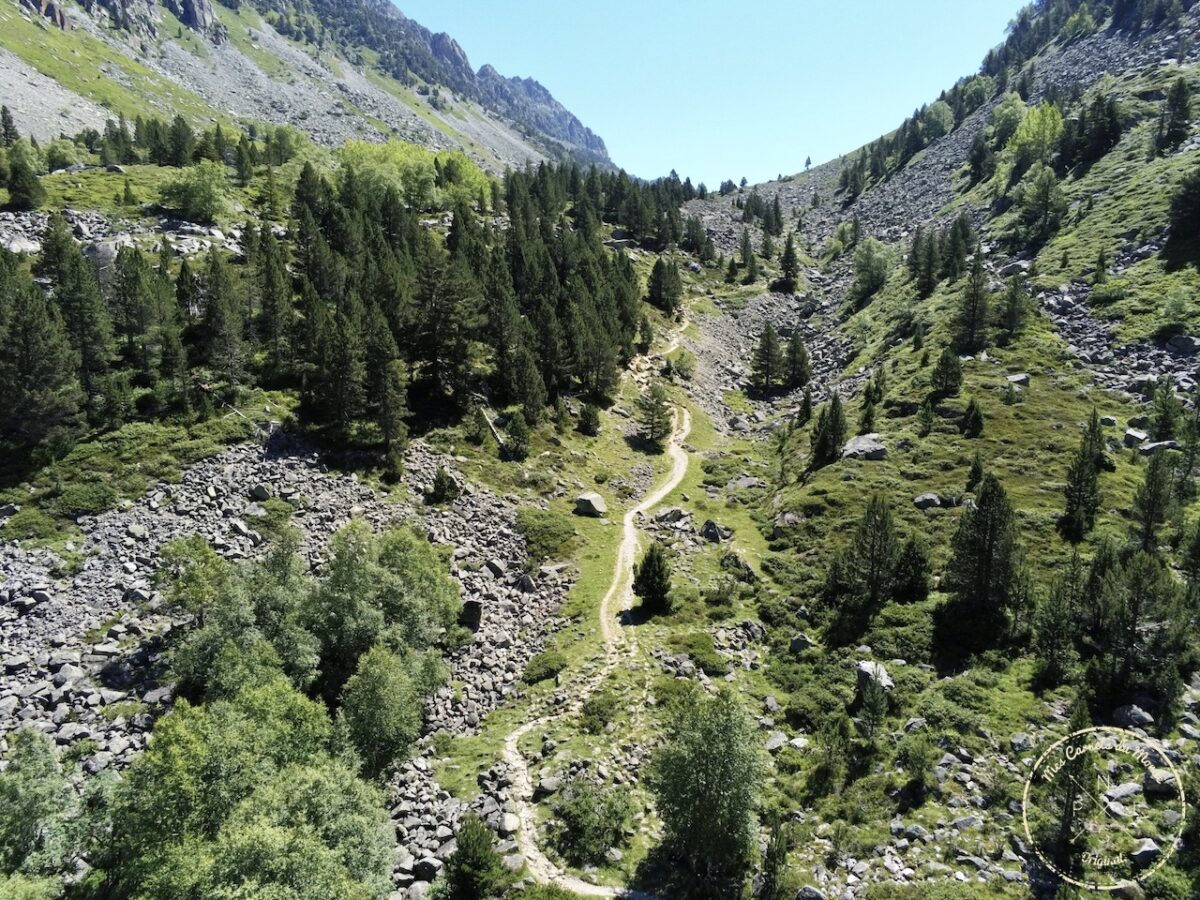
<box><xmin>666</xmin><ymin>632</ymin><xmax>728</xmax><ymax>676</ymax></box>
<box><xmin>551</xmin><ymin>778</ymin><xmax>633</xmax><ymax>867</ymax></box>
<box><xmin>55</xmin><ymin>482</ymin><xmax>117</xmax><ymax>519</ymax></box>
<box><xmin>0</xmin><ymin>508</ymin><xmax>59</xmax><ymax>542</ymax></box>
<box><xmin>523</xmin><ymin>650</ymin><xmax>567</xmax><ymax>684</ymax></box>
<box><xmin>580</xmin><ymin>691</ymin><xmax>619</xmax><ymax>735</ymax></box>
<box><xmin>516</xmin><ymin>508</ymin><xmax>576</xmax><ymax>565</ymax></box>
<box><xmin>426</xmin><ymin>467</ymin><xmax>460</xmax><ymax>505</ymax></box>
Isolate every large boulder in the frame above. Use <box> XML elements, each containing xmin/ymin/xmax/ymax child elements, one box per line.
<box><xmin>855</xmin><ymin>660</ymin><xmax>894</xmax><ymax>693</ymax></box>
<box><xmin>1113</xmin><ymin>704</ymin><xmax>1154</xmax><ymax>728</ymax></box>
<box><xmin>1167</xmin><ymin>334</ymin><xmax>1200</xmax><ymax>355</ymax></box>
<box><xmin>1124</xmin><ymin>428</ymin><xmax>1148</xmax><ymax>448</ymax></box>
<box><xmin>913</xmin><ymin>492</ymin><xmax>942</xmax><ymax>510</ymax></box>
<box><xmin>842</xmin><ymin>434</ymin><xmax>888</xmax><ymax>461</ymax></box>
<box><xmin>789</xmin><ymin>633</ymin><xmax>816</xmax><ymax>654</ymax></box>
<box><xmin>699</xmin><ymin>519</ymin><xmax>733</xmax><ymax>542</ymax></box>
<box><xmin>574</xmin><ymin>492</ymin><xmax>607</xmax><ymax>517</ymax></box>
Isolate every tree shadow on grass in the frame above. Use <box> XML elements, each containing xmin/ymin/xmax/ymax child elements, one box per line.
<box><xmin>1161</xmin><ymin>233</ymin><xmax>1200</xmax><ymax>273</ymax></box>
<box><xmin>628</xmin><ymin>843</ymin><xmax>744</xmax><ymax>899</ymax></box>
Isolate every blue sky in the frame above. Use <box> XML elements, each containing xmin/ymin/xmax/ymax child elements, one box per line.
<box><xmin>394</xmin><ymin>1</ymin><xmax>1026</xmax><ymax>186</ymax></box>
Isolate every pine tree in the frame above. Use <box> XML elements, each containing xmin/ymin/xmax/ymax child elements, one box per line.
<box><xmin>579</xmin><ymin>403</ymin><xmax>601</xmax><ymax>436</ymax></box>
<box><xmin>785</xmin><ymin>333</ymin><xmax>811</xmax><ymax>389</ymax></box>
<box><xmin>917</xmin><ymin>399</ymin><xmax>935</xmax><ymax>436</ymax></box>
<box><xmin>200</xmin><ymin>249</ymin><xmax>244</xmax><ymax>390</ymax></box>
<box><xmin>513</xmin><ymin>347</ymin><xmax>547</xmax><ymax>425</ymax></box>
<box><xmin>751</xmin><ymin>324</ymin><xmax>785</xmax><ymax>393</ymax></box>
<box><xmin>999</xmin><ymin>277</ymin><xmax>1029</xmax><ymax>341</ymax></box>
<box><xmin>810</xmin><ymin>394</ymin><xmax>847</xmax><ymax>468</ymax></box>
<box><xmin>859</xmin><ymin>394</ymin><xmax>876</xmax><ymax>434</ymax></box>
<box><xmin>112</xmin><ymin>245</ymin><xmax>153</xmax><ymax>364</ymax></box>
<box><xmin>167</xmin><ymin>114</ymin><xmax>195</xmax><ymax>167</ymax></box>
<box><xmin>441</xmin><ymin>816</ymin><xmax>511</xmax><ymax>899</ymax></box>
<box><xmin>633</xmin><ymin>541</ymin><xmax>673</xmax><ymax>615</ymax></box>
<box><xmin>954</xmin><ymin>251</ymin><xmax>989</xmax><ymax>352</ymax></box>
<box><xmin>639</xmin><ymin>380</ymin><xmax>673</xmax><ymax>449</ymax></box>
<box><xmin>940</xmin><ymin>473</ymin><xmax>1024</xmax><ymax>654</ymax></box>
<box><xmin>1033</xmin><ymin>553</ymin><xmax>1083</xmax><ymax>687</ymax></box>
<box><xmin>6</xmin><ymin>155</ymin><xmax>45</xmax><ymax>211</ymax></box>
<box><xmin>647</xmin><ymin>258</ymin><xmax>682</xmax><ymax>315</ymax></box>
<box><xmin>0</xmin><ymin>272</ymin><xmax>83</xmax><ymax>453</ymax></box>
<box><xmin>798</xmin><ymin>386</ymin><xmax>813</xmax><ymax>425</ymax></box>
<box><xmin>967</xmin><ymin>451</ymin><xmax>985</xmax><ymax>492</ymax></box>
<box><xmin>1150</xmin><ymin>376</ymin><xmax>1182</xmax><ymax>440</ymax></box>
<box><xmin>930</xmin><ymin>348</ymin><xmax>963</xmax><ymax>396</ymax></box>
<box><xmin>1159</xmin><ymin>76</ymin><xmax>1193</xmax><ymax>153</ymax></box>
<box><xmin>892</xmin><ymin>537</ymin><xmax>931</xmax><ymax>603</ymax></box>
<box><xmin>235</xmin><ymin>135</ymin><xmax>254</xmax><ymax>186</ymax></box>
<box><xmin>0</xmin><ymin>105</ymin><xmax>17</xmax><ymax>146</ymax></box>
<box><xmin>1060</xmin><ymin>411</ymin><xmax>1104</xmax><ymax>543</ymax></box>
<box><xmin>960</xmin><ymin>397</ymin><xmax>984</xmax><ymax>437</ymax></box>
<box><xmin>916</xmin><ymin>229</ymin><xmax>942</xmax><ymax>299</ymax></box>
<box><xmin>780</xmin><ymin>233</ymin><xmax>799</xmax><ymax>290</ymax></box>
<box><xmin>1133</xmin><ymin>451</ymin><xmax>1175</xmax><ymax>552</ymax></box>
<box><xmin>504</xmin><ymin>410</ymin><xmax>531</xmax><ymax>462</ymax></box>
<box><xmin>54</xmin><ymin>247</ymin><xmax>113</xmax><ymax>407</ymax></box>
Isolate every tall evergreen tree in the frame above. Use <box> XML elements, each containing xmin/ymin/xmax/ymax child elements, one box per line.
<box><xmin>53</xmin><ymin>246</ymin><xmax>113</xmax><ymax>408</ymax></box>
<box><xmin>785</xmin><ymin>333</ymin><xmax>811</xmax><ymax>389</ymax></box>
<box><xmin>751</xmin><ymin>324</ymin><xmax>785</xmax><ymax>393</ymax></box>
<box><xmin>647</xmin><ymin>258</ymin><xmax>682</xmax><ymax>315</ymax></box>
<box><xmin>1060</xmin><ymin>410</ymin><xmax>1104</xmax><ymax>542</ymax></box>
<box><xmin>930</xmin><ymin>348</ymin><xmax>963</xmax><ymax>397</ymax></box>
<box><xmin>939</xmin><ymin>473</ymin><xmax>1025</xmax><ymax>655</ymax></box>
<box><xmin>6</xmin><ymin>155</ymin><xmax>45</xmax><ymax>211</ymax></box>
<box><xmin>810</xmin><ymin>394</ymin><xmax>847</xmax><ymax>468</ymax></box>
<box><xmin>200</xmin><ymin>248</ymin><xmax>244</xmax><ymax>390</ymax></box>
<box><xmin>1158</xmin><ymin>76</ymin><xmax>1193</xmax><ymax>153</ymax></box>
<box><xmin>0</xmin><ymin>268</ymin><xmax>83</xmax><ymax>454</ymax></box>
<box><xmin>1133</xmin><ymin>451</ymin><xmax>1175</xmax><ymax>553</ymax></box>
<box><xmin>639</xmin><ymin>380</ymin><xmax>673</xmax><ymax>449</ymax></box>
<box><xmin>780</xmin><ymin>233</ymin><xmax>799</xmax><ymax>291</ymax></box>
<box><xmin>0</xmin><ymin>105</ymin><xmax>18</xmax><ymax>146</ymax></box>
<box><xmin>954</xmin><ymin>250</ymin><xmax>990</xmax><ymax>352</ymax></box>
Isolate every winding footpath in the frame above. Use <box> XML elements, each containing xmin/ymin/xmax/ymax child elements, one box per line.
<box><xmin>500</xmin><ymin>404</ymin><xmax>692</xmax><ymax>898</ymax></box>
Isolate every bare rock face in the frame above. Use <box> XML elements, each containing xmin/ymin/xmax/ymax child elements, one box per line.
<box><xmin>174</xmin><ymin>0</ymin><xmax>213</xmax><ymax>31</ymax></box>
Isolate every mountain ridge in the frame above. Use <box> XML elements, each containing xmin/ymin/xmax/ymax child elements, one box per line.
<box><xmin>12</xmin><ymin>0</ymin><xmax>610</xmax><ymax>170</ymax></box>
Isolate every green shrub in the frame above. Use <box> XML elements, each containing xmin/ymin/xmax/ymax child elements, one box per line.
<box><xmin>55</xmin><ymin>482</ymin><xmax>117</xmax><ymax>518</ymax></box>
<box><xmin>515</xmin><ymin>508</ymin><xmax>576</xmax><ymax>565</ymax></box>
<box><xmin>550</xmin><ymin>778</ymin><xmax>633</xmax><ymax>867</ymax></box>
<box><xmin>160</xmin><ymin>159</ymin><xmax>228</xmax><ymax>223</ymax></box>
<box><xmin>864</xmin><ymin>602</ymin><xmax>934</xmax><ymax>663</ymax></box>
<box><xmin>426</xmin><ymin>467</ymin><xmax>460</xmax><ymax>505</ymax></box>
<box><xmin>666</xmin><ymin>632</ymin><xmax>728</xmax><ymax>676</ymax></box>
<box><xmin>0</xmin><ymin>508</ymin><xmax>59</xmax><ymax>542</ymax></box>
<box><xmin>0</xmin><ymin>874</ymin><xmax>61</xmax><ymax>900</ymax></box>
<box><xmin>651</xmin><ymin>675</ymin><xmax>699</xmax><ymax>709</ymax></box>
<box><xmin>523</xmin><ymin>650</ymin><xmax>567</xmax><ymax>684</ymax></box>
<box><xmin>580</xmin><ymin>691</ymin><xmax>619</xmax><ymax>735</ymax></box>
<box><xmin>1143</xmin><ymin>865</ymin><xmax>1195</xmax><ymax>900</ymax></box>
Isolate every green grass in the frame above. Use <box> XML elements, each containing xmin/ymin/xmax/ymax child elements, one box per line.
<box><xmin>0</xmin><ymin>390</ymin><xmax>294</xmax><ymax>544</ymax></box>
<box><xmin>42</xmin><ymin>164</ymin><xmax>176</xmax><ymax>216</ymax></box>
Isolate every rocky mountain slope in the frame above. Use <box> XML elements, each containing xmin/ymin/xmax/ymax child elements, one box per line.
<box><xmin>5</xmin><ymin>0</ymin><xmax>609</xmax><ymax>171</ymax></box>
<box><xmin>3</xmin><ymin>0</ymin><xmax>1200</xmax><ymax>898</ymax></box>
